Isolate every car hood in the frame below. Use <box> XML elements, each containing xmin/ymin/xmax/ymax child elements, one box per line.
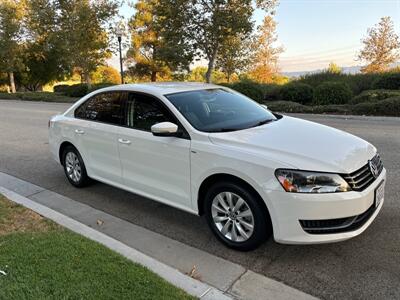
<box><xmin>208</xmin><ymin>116</ymin><xmax>376</xmax><ymax>173</ymax></box>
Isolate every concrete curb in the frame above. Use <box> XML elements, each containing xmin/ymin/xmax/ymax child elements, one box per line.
<box><xmin>0</xmin><ymin>187</ymin><xmax>231</xmax><ymax>300</ymax></box>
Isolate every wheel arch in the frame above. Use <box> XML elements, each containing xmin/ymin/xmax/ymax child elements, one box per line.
<box><xmin>58</xmin><ymin>141</ymin><xmax>77</xmax><ymax>165</ymax></box>
<box><xmin>197</xmin><ymin>173</ymin><xmax>272</xmax><ymax>226</ymax></box>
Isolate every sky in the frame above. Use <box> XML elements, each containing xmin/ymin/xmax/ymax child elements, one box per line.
<box><xmin>114</xmin><ymin>0</ymin><xmax>400</xmax><ymax>73</ymax></box>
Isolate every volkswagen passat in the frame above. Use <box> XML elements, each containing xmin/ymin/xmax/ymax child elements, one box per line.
<box><xmin>49</xmin><ymin>83</ymin><xmax>385</xmax><ymax>251</ymax></box>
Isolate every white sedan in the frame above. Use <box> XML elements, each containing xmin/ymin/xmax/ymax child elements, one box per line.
<box><xmin>49</xmin><ymin>82</ymin><xmax>386</xmax><ymax>251</ymax></box>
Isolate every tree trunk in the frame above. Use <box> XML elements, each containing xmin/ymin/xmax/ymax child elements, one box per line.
<box><xmin>9</xmin><ymin>72</ymin><xmax>16</xmax><ymax>93</ymax></box>
<box><xmin>151</xmin><ymin>71</ymin><xmax>157</xmax><ymax>82</ymax></box>
<box><xmin>85</xmin><ymin>72</ymin><xmax>92</xmax><ymax>89</ymax></box>
<box><xmin>205</xmin><ymin>46</ymin><xmax>218</xmax><ymax>83</ymax></box>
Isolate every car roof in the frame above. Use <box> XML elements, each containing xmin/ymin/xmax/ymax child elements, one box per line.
<box><xmin>99</xmin><ymin>82</ymin><xmax>222</xmax><ymax>96</ymax></box>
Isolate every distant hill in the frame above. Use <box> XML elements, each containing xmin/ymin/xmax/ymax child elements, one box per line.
<box><xmin>283</xmin><ymin>62</ymin><xmax>400</xmax><ymax>78</ymax></box>
<box><xmin>283</xmin><ymin>66</ymin><xmax>362</xmax><ymax>78</ymax></box>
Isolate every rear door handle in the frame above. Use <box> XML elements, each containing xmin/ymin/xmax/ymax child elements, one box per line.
<box><xmin>118</xmin><ymin>138</ymin><xmax>131</xmax><ymax>145</ymax></box>
<box><xmin>75</xmin><ymin>129</ymin><xmax>85</xmax><ymax>135</ymax></box>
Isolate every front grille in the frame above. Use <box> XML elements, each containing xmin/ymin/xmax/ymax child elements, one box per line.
<box><xmin>300</xmin><ymin>203</ymin><xmax>376</xmax><ymax>234</ymax></box>
<box><xmin>342</xmin><ymin>153</ymin><xmax>383</xmax><ymax>192</ymax></box>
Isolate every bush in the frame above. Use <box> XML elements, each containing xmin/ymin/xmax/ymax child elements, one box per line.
<box><xmin>263</xmin><ymin>85</ymin><xmax>282</xmax><ymax>101</ymax></box>
<box><xmin>278</xmin><ymin>83</ymin><xmax>313</xmax><ymax>104</ymax></box>
<box><xmin>62</xmin><ymin>83</ymin><xmax>89</xmax><ymax>97</ymax></box>
<box><xmin>53</xmin><ymin>84</ymin><xmax>70</xmax><ymax>93</ymax></box>
<box><xmin>372</xmin><ymin>73</ymin><xmax>400</xmax><ymax>90</ymax></box>
<box><xmin>313</xmin><ymin>81</ymin><xmax>353</xmax><ymax>105</ymax></box>
<box><xmin>263</xmin><ymin>100</ymin><xmax>311</xmax><ymax>113</ymax></box>
<box><xmin>0</xmin><ymin>92</ymin><xmax>77</xmax><ymax>103</ymax></box>
<box><xmin>350</xmin><ymin>89</ymin><xmax>400</xmax><ymax>104</ymax></box>
<box><xmin>351</xmin><ymin>96</ymin><xmax>400</xmax><ymax>116</ymax></box>
<box><xmin>89</xmin><ymin>83</ymin><xmax>116</xmax><ymax>93</ymax></box>
<box><xmin>223</xmin><ymin>81</ymin><xmax>265</xmax><ymax>102</ymax></box>
<box><xmin>298</xmin><ymin>71</ymin><xmax>380</xmax><ymax>95</ymax></box>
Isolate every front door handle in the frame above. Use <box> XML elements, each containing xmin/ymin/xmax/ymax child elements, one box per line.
<box><xmin>75</xmin><ymin>129</ymin><xmax>85</xmax><ymax>135</ymax></box>
<box><xmin>118</xmin><ymin>138</ymin><xmax>131</xmax><ymax>145</ymax></box>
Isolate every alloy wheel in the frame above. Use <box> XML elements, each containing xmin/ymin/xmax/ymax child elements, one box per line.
<box><xmin>65</xmin><ymin>152</ymin><xmax>82</xmax><ymax>183</ymax></box>
<box><xmin>211</xmin><ymin>191</ymin><xmax>255</xmax><ymax>242</ymax></box>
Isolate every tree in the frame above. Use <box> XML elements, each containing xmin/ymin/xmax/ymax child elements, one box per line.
<box><xmin>91</xmin><ymin>65</ymin><xmax>120</xmax><ymax>84</ymax></box>
<box><xmin>190</xmin><ymin>0</ymin><xmax>253</xmax><ymax>83</ymax></box>
<box><xmin>58</xmin><ymin>0</ymin><xmax>119</xmax><ymax>87</ymax></box>
<box><xmin>127</xmin><ymin>0</ymin><xmax>193</xmax><ymax>82</ymax></box>
<box><xmin>327</xmin><ymin>62</ymin><xmax>341</xmax><ymax>74</ymax></box>
<box><xmin>216</xmin><ymin>34</ymin><xmax>252</xmax><ymax>82</ymax></box>
<box><xmin>358</xmin><ymin>16</ymin><xmax>400</xmax><ymax>73</ymax></box>
<box><xmin>18</xmin><ymin>0</ymin><xmax>64</xmax><ymax>91</ymax></box>
<box><xmin>248</xmin><ymin>15</ymin><xmax>283</xmax><ymax>83</ymax></box>
<box><xmin>0</xmin><ymin>0</ymin><xmax>25</xmax><ymax>93</ymax></box>
<box><xmin>187</xmin><ymin>66</ymin><xmax>226</xmax><ymax>83</ymax></box>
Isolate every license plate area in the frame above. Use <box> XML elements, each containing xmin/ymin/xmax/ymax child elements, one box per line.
<box><xmin>375</xmin><ymin>180</ymin><xmax>385</xmax><ymax>208</ymax></box>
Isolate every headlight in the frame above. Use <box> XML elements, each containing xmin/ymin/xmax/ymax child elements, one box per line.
<box><xmin>275</xmin><ymin>169</ymin><xmax>351</xmax><ymax>193</ymax></box>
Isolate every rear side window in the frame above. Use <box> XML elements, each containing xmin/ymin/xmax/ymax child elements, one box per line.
<box><xmin>124</xmin><ymin>93</ymin><xmax>175</xmax><ymax>131</ymax></box>
<box><xmin>75</xmin><ymin>92</ymin><xmax>125</xmax><ymax>125</ymax></box>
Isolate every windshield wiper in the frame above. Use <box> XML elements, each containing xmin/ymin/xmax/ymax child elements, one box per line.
<box><xmin>253</xmin><ymin>118</ymin><xmax>275</xmax><ymax>127</ymax></box>
<box><xmin>209</xmin><ymin>128</ymin><xmax>242</xmax><ymax>133</ymax></box>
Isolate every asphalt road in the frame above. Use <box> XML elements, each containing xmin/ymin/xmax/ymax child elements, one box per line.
<box><xmin>1</xmin><ymin>100</ymin><xmax>399</xmax><ymax>300</ymax></box>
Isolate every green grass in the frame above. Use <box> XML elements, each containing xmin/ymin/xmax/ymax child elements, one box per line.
<box><xmin>0</xmin><ymin>92</ymin><xmax>78</xmax><ymax>103</ymax></box>
<box><xmin>0</xmin><ymin>196</ymin><xmax>195</xmax><ymax>300</ymax></box>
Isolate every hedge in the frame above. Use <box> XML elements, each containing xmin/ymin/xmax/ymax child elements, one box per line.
<box><xmin>53</xmin><ymin>82</ymin><xmax>116</xmax><ymax>98</ymax></box>
<box><xmin>298</xmin><ymin>71</ymin><xmax>380</xmax><ymax>95</ymax></box>
<box><xmin>351</xmin><ymin>96</ymin><xmax>400</xmax><ymax>116</ymax></box>
<box><xmin>313</xmin><ymin>81</ymin><xmax>353</xmax><ymax>105</ymax></box>
<box><xmin>0</xmin><ymin>92</ymin><xmax>77</xmax><ymax>103</ymax></box>
<box><xmin>372</xmin><ymin>73</ymin><xmax>400</xmax><ymax>90</ymax></box>
<box><xmin>278</xmin><ymin>83</ymin><xmax>313</xmax><ymax>104</ymax></box>
<box><xmin>350</xmin><ymin>89</ymin><xmax>400</xmax><ymax>104</ymax></box>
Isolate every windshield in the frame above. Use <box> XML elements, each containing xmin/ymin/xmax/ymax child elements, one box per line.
<box><xmin>165</xmin><ymin>89</ymin><xmax>277</xmax><ymax>132</ymax></box>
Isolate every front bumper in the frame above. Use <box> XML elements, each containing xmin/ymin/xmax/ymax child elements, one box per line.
<box><xmin>266</xmin><ymin>168</ymin><xmax>386</xmax><ymax>244</ymax></box>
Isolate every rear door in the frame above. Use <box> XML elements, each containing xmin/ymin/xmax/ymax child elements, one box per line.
<box><xmin>73</xmin><ymin>91</ymin><xmax>126</xmax><ymax>184</ymax></box>
<box><xmin>117</xmin><ymin>92</ymin><xmax>192</xmax><ymax>210</ymax></box>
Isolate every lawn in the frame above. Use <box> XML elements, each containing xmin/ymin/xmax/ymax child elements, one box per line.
<box><xmin>0</xmin><ymin>195</ymin><xmax>195</xmax><ymax>300</ymax></box>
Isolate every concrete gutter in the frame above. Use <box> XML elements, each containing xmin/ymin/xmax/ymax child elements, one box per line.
<box><xmin>0</xmin><ymin>171</ymin><xmax>317</xmax><ymax>300</ymax></box>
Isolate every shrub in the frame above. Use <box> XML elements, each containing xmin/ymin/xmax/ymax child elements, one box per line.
<box><xmin>62</xmin><ymin>84</ymin><xmax>89</xmax><ymax>97</ymax></box>
<box><xmin>350</xmin><ymin>89</ymin><xmax>400</xmax><ymax>104</ymax></box>
<box><xmin>351</xmin><ymin>96</ymin><xmax>400</xmax><ymax>116</ymax></box>
<box><xmin>53</xmin><ymin>84</ymin><xmax>70</xmax><ymax>93</ymax></box>
<box><xmin>298</xmin><ymin>71</ymin><xmax>380</xmax><ymax>95</ymax></box>
<box><xmin>223</xmin><ymin>81</ymin><xmax>265</xmax><ymax>102</ymax></box>
<box><xmin>278</xmin><ymin>83</ymin><xmax>314</xmax><ymax>104</ymax></box>
<box><xmin>313</xmin><ymin>81</ymin><xmax>353</xmax><ymax>105</ymax></box>
<box><xmin>372</xmin><ymin>73</ymin><xmax>400</xmax><ymax>90</ymax></box>
<box><xmin>89</xmin><ymin>83</ymin><xmax>116</xmax><ymax>93</ymax></box>
<box><xmin>264</xmin><ymin>85</ymin><xmax>282</xmax><ymax>101</ymax></box>
<box><xmin>263</xmin><ymin>100</ymin><xmax>311</xmax><ymax>113</ymax></box>
<box><xmin>0</xmin><ymin>92</ymin><xmax>77</xmax><ymax>103</ymax></box>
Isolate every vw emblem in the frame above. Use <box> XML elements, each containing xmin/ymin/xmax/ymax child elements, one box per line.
<box><xmin>369</xmin><ymin>159</ymin><xmax>379</xmax><ymax>178</ymax></box>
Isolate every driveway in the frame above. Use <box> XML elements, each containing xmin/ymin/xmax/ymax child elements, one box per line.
<box><xmin>0</xmin><ymin>100</ymin><xmax>399</xmax><ymax>299</ymax></box>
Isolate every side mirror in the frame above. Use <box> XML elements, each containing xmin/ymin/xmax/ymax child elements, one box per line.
<box><xmin>151</xmin><ymin>122</ymin><xmax>179</xmax><ymax>137</ymax></box>
<box><xmin>261</xmin><ymin>104</ymin><xmax>268</xmax><ymax>110</ymax></box>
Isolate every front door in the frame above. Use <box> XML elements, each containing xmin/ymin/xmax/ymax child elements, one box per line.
<box><xmin>117</xmin><ymin>92</ymin><xmax>192</xmax><ymax>210</ymax></box>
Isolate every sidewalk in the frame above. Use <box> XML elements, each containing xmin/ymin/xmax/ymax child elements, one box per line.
<box><xmin>0</xmin><ymin>171</ymin><xmax>317</xmax><ymax>300</ymax></box>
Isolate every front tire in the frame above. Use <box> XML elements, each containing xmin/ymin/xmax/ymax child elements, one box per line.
<box><xmin>62</xmin><ymin>146</ymin><xmax>90</xmax><ymax>188</ymax></box>
<box><xmin>204</xmin><ymin>181</ymin><xmax>272</xmax><ymax>251</ymax></box>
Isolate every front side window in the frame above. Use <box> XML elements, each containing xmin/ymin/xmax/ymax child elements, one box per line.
<box><xmin>165</xmin><ymin>88</ymin><xmax>277</xmax><ymax>132</ymax></box>
<box><xmin>124</xmin><ymin>93</ymin><xmax>175</xmax><ymax>131</ymax></box>
<box><xmin>75</xmin><ymin>92</ymin><xmax>125</xmax><ymax>125</ymax></box>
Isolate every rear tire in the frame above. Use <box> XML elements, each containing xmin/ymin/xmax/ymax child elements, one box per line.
<box><xmin>62</xmin><ymin>145</ymin><xmax>90</xmax><ymax>188</ymax></box>
<box><xmin>204</xmin><ymin>181</ymin><xmax>272</xmax><ymax>251</ymax></box>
